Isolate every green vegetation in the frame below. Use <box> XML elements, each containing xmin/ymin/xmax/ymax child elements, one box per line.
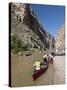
<box><xmin>51</xmin><ymin>42</ymin><xmax>55</xmax><ymax>49</ymax></box>
<box><xmin>11</xmin><ymin>34</ymin><xmax>29</xmax><ymax>54</ymax></box>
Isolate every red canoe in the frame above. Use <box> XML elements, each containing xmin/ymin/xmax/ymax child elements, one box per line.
<box><xmin>32</xmin><ymin>62</ymin><xmax>48</xmax><ymax>81</ymax></box>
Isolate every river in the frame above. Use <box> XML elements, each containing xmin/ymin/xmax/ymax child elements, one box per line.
<box><xmin>11</xmin><ymin>53</ymin><xmax>65</xmax><ymax>87</ymax></box>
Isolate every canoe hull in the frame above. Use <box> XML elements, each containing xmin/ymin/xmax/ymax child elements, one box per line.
<box><xmin>32</xmin><ymin>64</ymin><xmax>48</xmax><ymax>81</ymax></box>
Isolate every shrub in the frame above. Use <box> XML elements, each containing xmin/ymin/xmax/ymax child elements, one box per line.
<box><xmin>11</xmin><ymin>34</ymin><xmax>29</xmax><ymax>54</ymax></box>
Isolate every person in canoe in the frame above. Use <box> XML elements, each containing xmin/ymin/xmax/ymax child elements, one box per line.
<box><xmin>42</xmin><ymin>54</ymin><xmax>48</xmax><ymax>64</ymax></box>
<box><xmin>34</xmin><ymin>60</ymin><xmax>41</xmax><ymax>71</ymax></box>
<box><xmin>48</xmin><ymin>53</ymin><xmax>54</xmax><ymax>64</ymax></box>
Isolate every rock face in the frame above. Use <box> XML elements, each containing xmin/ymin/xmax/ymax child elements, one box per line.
<box><xmin>10</xmin><ymin>2</ymin><xmax>55</xmax><ymax>52</ymax></box>
<box><xmin>55</xmin><ymin>24</ymin><xmax>65</xmax><ymax>52</ymax></box>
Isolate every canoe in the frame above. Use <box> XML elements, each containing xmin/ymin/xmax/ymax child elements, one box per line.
<box><xmin>32</xmin><ymin>62</ymin><xmax>48</xmax><ymax>81</ymax></box>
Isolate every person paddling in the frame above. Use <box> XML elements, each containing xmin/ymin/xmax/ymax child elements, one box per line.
<box><xmin>48</xmin><ymin>54</ymin><xmax>54</xmax><ymax>64</ymax></box>
<box><xmin>34</xmin><ymin>60</ymin><xmax>41</xmax><ymax>71</ymax></box>
<box><xmin>42</xmin><ymin>54</ymin><xmax>48</xmax><ymax>64</ymax></box>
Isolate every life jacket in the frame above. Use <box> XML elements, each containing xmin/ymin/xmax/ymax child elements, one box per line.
<box><xmin>34</xmin><ymin>61</ymin><xmax>40</xmax><ymax>70</ymax></box>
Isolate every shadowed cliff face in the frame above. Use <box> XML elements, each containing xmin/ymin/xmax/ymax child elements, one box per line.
<box><xmin>10</xmin><ymin>2</ymin><xmax>55</xmax><ymax>52</ymax></box>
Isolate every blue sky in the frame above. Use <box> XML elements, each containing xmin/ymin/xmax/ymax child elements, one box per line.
<box><xmin>30</xmin><ymin>4</ymin><xmax>65</xmax><ymax>38</ymax></box>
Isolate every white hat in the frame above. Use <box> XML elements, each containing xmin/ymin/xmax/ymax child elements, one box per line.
<box><xmin>43</xmin><ymin>55</ymin><xmax>47</xmax><ymax>59</ymax></box>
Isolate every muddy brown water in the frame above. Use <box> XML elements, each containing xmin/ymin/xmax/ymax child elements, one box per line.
<box><xmin>11</xmin><ymin>52</ymin><xmax>65</xmax><ymax>87</ymax></box>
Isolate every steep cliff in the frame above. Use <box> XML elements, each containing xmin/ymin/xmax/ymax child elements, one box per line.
<box><xmin>55</xmin><ymin>24</ymin><xmax>65</xmax><ymax>51</ymax></box>
<box><xmin>10</xmin><ymin>2</ymin><xmax>55</xmax><ymax>53</ymax></box>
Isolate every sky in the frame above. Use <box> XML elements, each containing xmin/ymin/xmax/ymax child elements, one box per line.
<box><xmin>30</xmin><ymin>4</ymin><xmax>65</xmax><ymax>38</ymax></box>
